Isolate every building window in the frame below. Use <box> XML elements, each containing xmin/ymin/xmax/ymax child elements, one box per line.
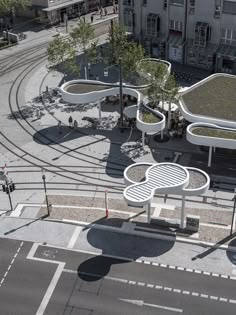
<box><xmin>146</xmin><ymin>14</ymin><xmax>160</xmax><ymax>36</ymax></box>
<box><xmin>170</xmin><ymin>20</ymin><xmax>183</xmax><ymax>32</ymax></box>
<box><xmin>189</xmin><ymin>0</ymin><xmax>195</xmax><ymax>14</ymax></box>
<box><xmin>163</xmin><ymin>0</ymin><xmax>167</xmax><ymax>9</ymax></box>
<box><xmin>123</xmin><ymin>0</ymin><xmax>133</xmax><ymax>6</ymax></box>
<box><xmin>214</xmin><ymin>0</ymin><xmax>221</xmax><ymax>18</ymax></box>
<box><xmin>221</xmin><ymin>28</ymin><xmax>236</xmax><ymax>45</ymax></box>
<box><xmin>124</xmin><ymin>9</ymin><xmax>133</xmax><ymax>32</ymax></box>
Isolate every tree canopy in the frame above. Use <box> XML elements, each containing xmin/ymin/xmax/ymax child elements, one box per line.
<box><xmin>0</xmin><ymin>0</ymin><xmax>28</xmax><ymax>17</ymax></box>
<box><xmin>47</xmin><ymin>36</ymin><xmax>79</xmax><ymax>78</ymax></box>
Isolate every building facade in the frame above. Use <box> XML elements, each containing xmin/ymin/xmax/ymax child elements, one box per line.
<box><xmin>21</xmin><ymin>0</ymin><xmax>115</xmax><ymax>25</ymax></box>
<box><xmin>119</xmin><ymin>0</ymin><xmax>236</xmax><ymax>74</ymax></box>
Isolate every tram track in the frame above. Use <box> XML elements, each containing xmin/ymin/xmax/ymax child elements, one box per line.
<box><xmin>0</xmin><ymin>49</ymin><xmax>125</xmax><ymax>190</ymax></box>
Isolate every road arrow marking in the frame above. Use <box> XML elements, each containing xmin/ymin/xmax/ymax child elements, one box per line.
<box><xmin>119</xmin><ymin>299</ymin><xmax>183</xmax><ymax>313</ymax></box>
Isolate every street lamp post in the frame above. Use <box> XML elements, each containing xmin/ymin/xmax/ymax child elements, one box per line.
<box><xmin>41</xmin><ymin>169</ymin><xmax>50</xmax><ymax>216</ymax></box>
<box><xmin>230</xmin><ymin>191</ymin><xmax>236</xmax><ymax>235</ymax></box>
<box><xmin>119</xmin><ymin>57</ymin><xmax>124</xmax><ymax>128</ymax></box>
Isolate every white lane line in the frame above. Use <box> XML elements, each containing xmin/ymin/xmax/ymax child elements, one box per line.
<box><xmin>210</xmin><ymin>296</ymin><xmax>218</xmax><ymax>300</ymax></box>
<box><xmin>137</xmin><ymin>282</ymin><xmax>145</xmax><ymax>286</ymax></box>
<box><xmin>0</xmin><ymin>241</ymin><xmax>23</xmax><ymax>288</ymax></box>
<box><xmin>36</xmin><ymin>263</ymin><xmax>65</xmax><ymax>315</ymax></box>
<box><xmin>173</xmin><ymin>289</ymin><xmax>181</xmax><ymax>293</ymax></box>
<box><xmin>219</xmin><ymin>297</ymin><xmax>228</xmax><ymax>302</ymax></box>
<box><xmin>67</xmin><ymin>226</ymin><xmax>82</xmax><ymax>249</ymax></box>
<box><xmin>192</xmin><ymin>292</ymin><xmax>199</xmax><ymax>297</ymax></box>
<box><xmin>212</xmin><ymin>273</ymin><xmax>219</xmax><ymax>277</ymax></box>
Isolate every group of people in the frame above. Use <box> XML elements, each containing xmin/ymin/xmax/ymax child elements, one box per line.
<box><xmin>57</xmin><ymin>116</ymin><xmax>78</xmax><ymax>134</ymax></box>
<box><xmin>168</xmin><ymin>111</ymin><xmax>187</xmax><ymax>138</ymax></box>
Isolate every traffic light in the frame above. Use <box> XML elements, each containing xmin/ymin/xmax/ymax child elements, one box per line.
<box><xmin>2</xmin><ymin>185</ymin><xmax>6</xmax><ymax>192</ymax></box>
<box><xmin>5</xmin><ymin>186</ymin><xmax>9</xmax><ymax>194</ymax></box>
<box><xmin>12</xmin><ymin>183</ymin><xmax>15</xmax><ymax>191</ymax></box>
<box><xmin>9</xmin><ymin>184</ymin><xmax>13</xmax><ymax>192</ymax></box>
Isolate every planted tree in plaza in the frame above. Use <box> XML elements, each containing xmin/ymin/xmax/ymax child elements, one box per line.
<box><xmin>0</xmin><ymin>0</ymin><xmax>27</xmax><ymax>28</ymax></box>
<box><xmin>70</xmin><ymin>20</ymin><xmax>97</xmax><ymax>79</ymax></box>
<box><xmin>47</xmin><ymin>36</ymin><xmax>80</xmax><ymax>80</ymax></box>
<box><xmin>106</xmin><ymin>21</ymin><xmax>145</xmax><ymax>83</ymax></box>
<box><xmin>162</xmin><ymin>74</ymin><xmax>179</xmax><ymax>129</ymax></box>
<box><xmin>142</xmin><ymin>61</ymin><xmax>168</xmax><ymax>107</ymax></box>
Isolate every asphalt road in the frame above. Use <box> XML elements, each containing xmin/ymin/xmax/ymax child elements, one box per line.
<box><xmin>0</xmin><ymin>238</ymin><xmax>236</xmax><ymax>314</ymax></box>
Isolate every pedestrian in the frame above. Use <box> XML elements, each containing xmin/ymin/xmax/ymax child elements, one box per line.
<box><xmin>57</xmin><ymin>120</ymin><xmax>62</xmax><ymax>134</ymax></box>
<box><xmin>95</xmin><ymin>74</ymin><xmax>99</xmax><ymax>81</ymax></box>
<box><xmin>104</xmin><ymin>8</ymin><xmax>108</xmax><ymax>16</ymax></box>
<box><xmin>74</xmin><ymin>119</ymin><xmax>78</xmax><ymax>129</ymax></box>
<box><xmin>113</xmin><ymin>6</ymin><xmax>116</xmax><ymax>14</ymax></box>
<box><xmin>100</xmin><ymin>8</ymin><xmax>103</xmax><ymax>18</ymax></box>
<box><xmin>115</xmin><ymin>6</ymin><xmax>118</xmax><ymax>13</ymax></box>
<box><xmin>68</xmin><ymin>115</ymin><xmax>73</xmax><ymax>128</ymax></box>
<box><xmin>90</xmin><ymin>14</ymin><xmax>94</xmax><ymax>23</ymax></box>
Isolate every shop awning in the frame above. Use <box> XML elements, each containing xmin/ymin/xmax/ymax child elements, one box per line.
<box><xmin>216</xmin><ymin>44</ymin><xmax>236</xmax><ymax>59</ymax></box>
<box><xmin>42</xmin><ymin>0</ymin><xmax>84</xmax><ymax>12</ymax></box>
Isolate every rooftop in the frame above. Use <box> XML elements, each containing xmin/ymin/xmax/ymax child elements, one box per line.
<box><xmin>181</xmin><ymin>74</ymin><xmax>236</xmax><ymax>121</ymax></box>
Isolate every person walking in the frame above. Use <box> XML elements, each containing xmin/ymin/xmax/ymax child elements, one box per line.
<box><xmin>57</xmin><ymin>120</ymin><xmax>62</xmax><ymax>134</ymax></box>
<box><xmin>104</xmin><ymin>8</ymin><xmax>108</xmax><ymax>16</ymax></box>
<box><xmin>68</xmin><ymin>115</ymin><xmax>73</xmax><ymax>128</ymax></box>
<box><xmin>74</xmin><ymin>119</ymin><xmax>78</xmax><ymax>129</ymax></box>
<box><xmin>90</xmin><ymin>14</ymin><xmax>94</xmax><ymax>23</ymax></box>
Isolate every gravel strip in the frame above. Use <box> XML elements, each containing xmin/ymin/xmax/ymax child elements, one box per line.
<box><xmin>126</xmin><ymin>164</ymin><xmax>150</xmax><ymax>182</ymax></box>
<box><xmin>186</xmin><ymin>170</ymin><xmax>207</xmax><ymax>189</ymax></box>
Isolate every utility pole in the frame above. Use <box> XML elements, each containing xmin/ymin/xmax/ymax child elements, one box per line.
<box><xmin>41</xmin><ymin>169</ymin><xmax>50</xmax><ymax>216</ymax></box>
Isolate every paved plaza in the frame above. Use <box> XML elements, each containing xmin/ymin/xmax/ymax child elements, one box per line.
<box><xmin>0</xmin><ymin>9</ymin><xmax>236</xmax><ymax>314</ymax></box>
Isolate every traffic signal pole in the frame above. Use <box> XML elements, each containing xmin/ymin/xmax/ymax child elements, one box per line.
<box><xmin>6</xmin><ymin>180</ymin><xmax>13</xmax><ymax>211</ymax></box>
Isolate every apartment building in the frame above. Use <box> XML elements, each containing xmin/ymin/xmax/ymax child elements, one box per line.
<box><xmin>119</xmin><ymin>0</ymin><xmax>236</xmax><ymax>74</ymax></box>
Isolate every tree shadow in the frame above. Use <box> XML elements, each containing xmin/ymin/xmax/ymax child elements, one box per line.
<box><xmin>32</xmin><ymin>125</ymin><xmax>140</xmax><ymax>178</ymax></box>
<box><xmin>77</xmin><ymin>217</ymin><xmax>176</xmax><ymax>282</ymax></box>
<box><xmin>226</xmin><ymin>236</ymin><xmax>236</xmax><ymax>265</ymax></box>
<box><xmin>192</xmin><ymin>232</ymin><xmax>236</xmax><ymax>261</ymax></box>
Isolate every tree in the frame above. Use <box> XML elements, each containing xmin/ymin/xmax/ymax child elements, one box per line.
<box><xmin>106</xmin><ymin>22</ymin><xmax>145</xmax><ymax>83</ymax></box>
<box><xmin>141</xmin><ymin>61</ymin><xmax>168</xmax><ymax>107</ymax></box>
<box><xmin>121</xmin><ymin>42</ymin><xmax>145</xmax><ymax>82</ymax></box>
<box><xmin>107</xmin><ymin>21</ymin><xmax>127</xmax><ymax>65</ymax></box>
<box><xmin>47</xmin><ymin>36</ymin><xmax>80</xmax><ymax>80</ymax></box>
<box><xmin>0</xmin><ymin>0</ymin><xmax>27</xmax><ymax>27</ymax></box>
<box><xmin>70</xmin><ymin>20</ymin><xmax>97</xmax><ymax>79</ymax></box>
<box><xmin>162</xmin><ymin>74</ymin><xmax>179</xmax><ymax>129</ymax></box>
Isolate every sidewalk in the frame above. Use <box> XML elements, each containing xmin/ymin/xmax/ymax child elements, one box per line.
<box><xmin>0</xmin><ymin>6</ymin><xmax>118</xmax><ymax>57</ymax></box>
<box><xmin>11</xmin><ymin>194</ymin><xmax>236</xmax><ymax>248</ymax></box>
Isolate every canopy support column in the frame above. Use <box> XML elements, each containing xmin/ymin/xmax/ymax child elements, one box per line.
<box><xmin>180</xmin><ymin>195</ymin><xmax>186</xmax><ymax>229</ymax></box>
<box><xmin>208</xmin><ymin>146</ymin><xmax>212</xmax><ymax>167</ymax></box>
<box><xmin>146</xmin><ymin>203</ymin><xmax>151</xmax><ymax>224</ymax></box>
